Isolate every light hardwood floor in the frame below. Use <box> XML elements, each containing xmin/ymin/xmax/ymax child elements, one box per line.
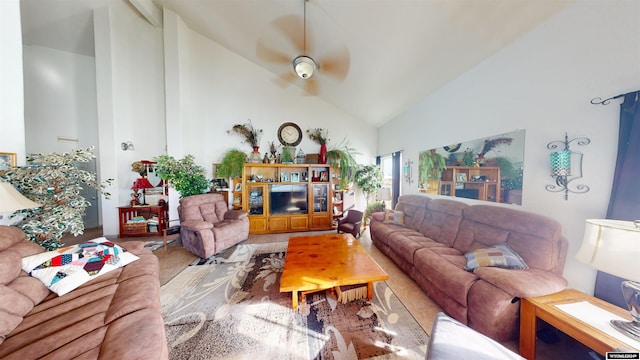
<box><xmin>63</xmin><ymin>227</ymin><xmax>595</xmax><ymax>359</ymax></box>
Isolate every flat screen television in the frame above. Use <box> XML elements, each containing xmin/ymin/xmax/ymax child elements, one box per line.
<box><xmin>269</xmin><ymin>184</ymin><xmax>308</xmax><ymax>215</ymax></box>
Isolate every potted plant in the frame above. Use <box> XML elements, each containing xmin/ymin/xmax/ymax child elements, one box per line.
<box><xmin>307</xmin><ymin>128</ymin><xmax>329</xmax><ymax>163</ymax></box>
<box><xmin>228</xmin><ymin>119</ymin><xmax>263</xmax><ymax>163</ymax></box>
<box><xmin>461</xmin><ymin>149</ymin><xmax>475</xmax><ymax>166</ymax></box>
<box><xmin>154</xmin><ymin>154</ymin><xmax>210</xmax><ymax>198</ymax></box>
<box><xmin>418</xmin><ymin>149</ymin><xmax>446</xmax><ymax>192</ymax></box>
<box><xmin>326</xmin><ymin>140</ymin><xmax>359</xmax><ymax>190</ymax></box>
<box><xmin>1</xmin><ymin>147</ymin><xmax>112</xmax><ymax>250</ymax></box>
<box><xmin>354</xmin><ymin>164</ymin><xmax>383</xmax><ymax>206</ymax></box>
<box><xmin>281</xmin><ymin>146</ymin><xmax>295</xmax><ymax>164</ymax></box>
<box><xmin>216</xmin><ymin>149</ymin><xmax>247</xmax><ymax>180</ymax></box>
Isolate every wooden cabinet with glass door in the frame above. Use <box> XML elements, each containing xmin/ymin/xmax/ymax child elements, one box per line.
<box><xmin>242</xmin><ymin>163</ymin><xmax>334</xmax><ymax>234</ymax></box>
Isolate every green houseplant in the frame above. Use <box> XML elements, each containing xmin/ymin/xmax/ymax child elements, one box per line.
<box><xmin>354</xmin><ymin>164</ymin><xmax>383</xmax><ymax>205</ymax></box>
<box><xmin>217</xmin><ymin>149</ymin><xmax>247</xmax><ymax>179</ymax></box>
<box><xmin>326</xmin><ymin>140</ymin><xmax>359</xmax><ymax>189</ymax></box>
<box><xmin>418</xmin><ymin>149</ymin><xmax>447</xmax><ymax>191</ymax></box>
<box><xmin>154</xmin><ymin>154</ymin><xmax>210</xmax><ymax>198</ymax></box>
<box><xmin>1</xmin><ymin>147</ymin><xmax>112</xmax><ymax>250</ymax></box>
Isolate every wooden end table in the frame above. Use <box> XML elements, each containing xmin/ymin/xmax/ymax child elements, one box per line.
<box><xmin>519</xmin><ymin>288</ymin><xmax>638</xmax><ymax>359</ymax></box>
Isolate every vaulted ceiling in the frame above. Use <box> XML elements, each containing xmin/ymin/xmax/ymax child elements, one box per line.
<box><xmin>20</xmin><ymin>0</ymin><xmax>573</xmax><ymax>126</ymax></box>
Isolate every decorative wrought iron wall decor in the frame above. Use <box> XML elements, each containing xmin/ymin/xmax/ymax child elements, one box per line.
<box><xmin>546</xmin><ymin>133</ymin><xmax>590</xmax><ymax>200</ymax></box>
<box><xmin>403</xmin><ymin>160</ymin><xmax>413</xmax><ymax>184</ymax></box>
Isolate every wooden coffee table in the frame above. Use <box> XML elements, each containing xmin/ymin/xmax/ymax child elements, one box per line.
<box><xmin>280</xmin><ymin>233</ymin><xmax>389</xmax><ymax>309</ymax></box>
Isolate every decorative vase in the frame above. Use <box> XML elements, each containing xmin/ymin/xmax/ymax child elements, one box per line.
<box><xmin>248</xmin><ymin>146</ymin><xmax>262</xmax><ymax>163</ymax></box>
<box><xmin>319</xmin><ymin>144</ymin><xmax>327</xmax><ymax>164</ymax></box>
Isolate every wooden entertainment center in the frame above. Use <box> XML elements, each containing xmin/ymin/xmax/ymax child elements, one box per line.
<box><xmin>241</xmin><ymin>163</ymin><xmax>339</xmax><ymax>234</ymax></box>
<box><xmin>421</xmin><ymin>166</ymin><xmax>501</xmax><ymax>202</ymax></box>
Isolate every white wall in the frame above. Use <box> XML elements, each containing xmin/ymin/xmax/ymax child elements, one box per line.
<box><xmin>94</xmin><ymin>3</ymin><xmax>166</xmax><ymax>236</ymax></box>
<box><xmin>162</xmin><ymin>9</ymin><xmax>377</xmax><ymax>219</ymax></box>
<box><xmin>23</xmin><ymin>46</ymin><xmax>99</xmax><ymax>154</ymax></box>
<box><xmin>0</xmin><ymin>0</ymin><xmax>26</xmax><ymax>163</ymax></box>
<box><xmin>378</xmin><ymin>0</ymin><xmax>640</xmax><ymax>294</ymax></box>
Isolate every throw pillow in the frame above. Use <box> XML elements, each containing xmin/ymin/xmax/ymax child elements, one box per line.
<box><xmin>22</xmin><ymin>237</ymin><xmax>139</xmax><ymax>296</ymax></box>
<box><xmin>383</xmin><ymin>209</ymin><xmax>404</xmax><ymax>225</ymax></box>
<box><xmin>464</xmin><ymin>243</ymin><xmax>528</xmax><ymax>271</ymax></box>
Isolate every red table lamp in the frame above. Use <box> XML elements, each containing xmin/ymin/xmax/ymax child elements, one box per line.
<box><xmin>132</xmin><ymin>178</ymin><xmax>155</xmax><ymax>205</ymax></box>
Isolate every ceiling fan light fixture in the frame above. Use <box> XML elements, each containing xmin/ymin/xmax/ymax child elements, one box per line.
<box><xmin>293</xmin><ymin>55</ymin><xmax>317</xmax><ymax>79</ymax></box>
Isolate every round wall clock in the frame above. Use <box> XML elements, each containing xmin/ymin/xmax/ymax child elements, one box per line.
<box><xmin>277</xmin><ymin>122</ymin><xmax>303</xmax><ymax>146</ymax></box>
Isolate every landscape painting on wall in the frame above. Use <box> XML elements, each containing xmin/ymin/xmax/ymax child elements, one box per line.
<box><xmin>418</xmin><ymin>129</ymin><xmax>525</xmax><ymax>205</ymax></box>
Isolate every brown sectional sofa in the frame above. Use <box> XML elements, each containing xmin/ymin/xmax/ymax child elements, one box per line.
<box><xmin>370</xmin><ymin>194</ymin><xmax>568</xmax><ymax>341</ymax></box>
<box><xmin>0</xmin><ymin>226</ymin><xmax>168</xmax><ymax>359</ymax></box>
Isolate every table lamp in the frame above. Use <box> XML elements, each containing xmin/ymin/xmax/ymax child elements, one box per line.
<box><xmin>132</xmin><ymin>178</ymin><xmax>155</xmax><ymax>206</ymax></box>
<box><xmin>576</xmin><ymin>219</ymin><xmax>640</xmax><ymax>341</ymax></box>
<box><xmin>376</xmin><ymin>187</ymin><xmax>392</xmax><ymax>210</ymax></box>
<box><xmin>0</xmin><ymin>182</ymin><xmax>41</xmax><ymax>223</ymax></box>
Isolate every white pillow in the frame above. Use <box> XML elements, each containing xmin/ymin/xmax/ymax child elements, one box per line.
<box><xmin>22</xmin><ymin>237</ymin><xmax>139</xmax><ymax>296</ymax></box>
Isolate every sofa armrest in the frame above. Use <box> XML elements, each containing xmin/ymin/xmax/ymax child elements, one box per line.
<box><xmin>180</xmin><ymin>220</ymin><xmax>213</xmax><ymax>231</ymax></box>
<box><xmin>473</xmin><ymin>267</ymin><xmax>568</xmax><ymax>298</ymax></box>
<box><xmin>371</xmin><ymin>212</ymin><xmax>385</xmax><ymax>222</ymax></box>
<box><xmin>224</xmin><ymin>210</ymin><xmax>248</xmax><ymax>221</ymax></box>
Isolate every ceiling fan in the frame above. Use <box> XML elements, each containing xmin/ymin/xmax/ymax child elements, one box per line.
<box><xmin>256</xmin><ymin>0</ymin><xmax>350</xmax><ymax>95</ymax></box>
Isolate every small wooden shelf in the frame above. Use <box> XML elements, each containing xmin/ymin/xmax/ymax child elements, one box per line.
<box><xmin>118</xmin><ymin>204</ymin><xmax>168</xmax><ymax>238</ymax></box>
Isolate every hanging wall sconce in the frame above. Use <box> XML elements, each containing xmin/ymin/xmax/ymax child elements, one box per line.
<box><xmin>546</xmin><ymin>132</ymin><xmax>590</xmax><ymax>200</ymax></box>
<box><xmin>403</xmin><ymin>160</ymin><xmax>413</xmax><ymax>184</ymax></box>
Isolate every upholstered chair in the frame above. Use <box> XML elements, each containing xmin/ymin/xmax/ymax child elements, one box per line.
<box><xmin>178</xmin><ymin>193</ymin><xmax>249</xmax><ymax>259</ymax></box>
<box><xmin>337</xmin><ymin>209</ymin><xmax>363</xmax><ymax>238</ymax></box>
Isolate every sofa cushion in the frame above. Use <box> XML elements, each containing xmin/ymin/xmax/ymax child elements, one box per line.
<box><xmin>473</xmin><ymin>267</ymin><xmax>568</xmax><ymax>298</ymax></box>
<box><xmin>369</xmin><ymin>221</ymin><xmax>417</xmax><ymax>247</ymax></box>
<box><xmin>414</xmin><ymin>248</ymin><xmax>478</xmax><ymax>307</ymax></box>
<box><xmin>0</xmin><ymin>227</ymin><xmax>26</xmax><ymax>252</ymax></box>
<box><xmin>454</xmin><ymin>205</ymin><xmax>563</xmax><ymax>272</ymax></box>
<box><xmin>383</xmin><ymin>209</ymin><xmax>404</xmax><ymax>225</ymax></box>
<box><xmin>395</xmin><ymin>195</ymin><xmax>431</xmax><ymax>230</ymax></box>
<box><xmin>464</xmin><ymin>243</ymin><xmax>528</xmax><ymax>271</ymax></box>
<box><xmin>417</xmin><ymin>199</ymin><xmax>467</xmax><ymax>247</ymax></box>
<box><xmin>21</xmin><ymin>238</ymin><xmax>139</xmax><ymax>296</ymax></box>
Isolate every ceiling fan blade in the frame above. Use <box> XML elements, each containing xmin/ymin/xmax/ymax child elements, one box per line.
<box><xmin>256</xmin><ymin>41</ymin><xmax>291</xmax><ymax>64</ymax></box>
<box><xmin>273</xmin><ymin>72</ymin><xmax>297</xmax><ymax>88</ymax></box>
<box><xmin>303</xmin><ymin>78</ymin><xmax>319</xmax><ymax>96</ymax></box>
<box><xmin>271</xmin><ymin>15</ymin><xmax>304</xmax><ymax>53</ymax></box>
<box><xmin>319</xmin><ymin>46</ymin><xmax>350</xmax><ymax>81</ymax></box>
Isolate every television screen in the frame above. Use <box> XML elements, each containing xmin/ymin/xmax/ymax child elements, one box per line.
<box><xmin>270</xmin><ymin>184</ymin><xmax>308</xmax><ymax>215</ymax></box>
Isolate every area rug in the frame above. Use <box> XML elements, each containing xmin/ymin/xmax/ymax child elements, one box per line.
<box><xmin>144</xmin><ymin>237</ymin><xmax>177</xmax><ymax>251</ymax></box>
<box><xmin>161</xmin><ymin>243</ymin><xmax>428</xmax><ymax>359</ymax></box>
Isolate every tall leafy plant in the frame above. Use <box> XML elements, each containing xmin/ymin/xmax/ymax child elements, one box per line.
<box><xmin>1</xmin><ymin>147</ymin><xmax>112</xmax><ymax>250</ymax></box>
<box><xmin>418</xmin><ymin>149</ymin><xmax>447</xmax><ymax>186</ymax></box>
<box><xmin>154</xmin><ymin>154</ymin><xmax>210</xmax><ymax>198</ymax></box>
<box><xmin>355</xmin><ymin>164</ymin><xmax>383</xmax><ymax>205</ymax></box>
<box><xmin>326</xmin><ymin>140</ymin><xmax>359</xmax><ymax>189</ymax></box>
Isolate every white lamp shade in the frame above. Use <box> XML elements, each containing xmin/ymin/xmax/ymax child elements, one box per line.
<box><xmin>576</xmin><ymin>219</ymin><xmax>640</xmax><ymax>282</ymax></box>
<box><xmin>376</xmin><ymin>187</ymin><xmax>392</xmax><ymax>201</ymax></box>
<box><xmin>0</xmin><ymin>182</ymin><xmax>40</xmax><ymax>213</ymax></box>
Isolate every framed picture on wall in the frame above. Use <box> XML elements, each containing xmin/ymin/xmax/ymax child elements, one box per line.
<box><xmin>281</xmin><ymin>172</ymin><xmax>289</xmax><ymax>182</ymax></box>
<box><xmin>456</xmin><ymin>173</ymin><xmax>467</xmax><ymax>182</ymax></box>
<box><xmin>290</xmin><ymin>172</ymin><xmax>299</xmax><ymax>182</ymax></box>
<box><xmin>0</xmin><ymin>152</ymin><xmax>17</xmax><ymax>171</ymax></box>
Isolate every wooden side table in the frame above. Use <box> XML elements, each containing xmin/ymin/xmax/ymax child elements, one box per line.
<box><xmin>519</xmin><ymin>288</ymin><xmax>637</xmax><ymax>359</ymax></box>
<box><xmin>118</xmin><ymin>204</ymin><xmax>168</xmax><ymax>238</ymax></box>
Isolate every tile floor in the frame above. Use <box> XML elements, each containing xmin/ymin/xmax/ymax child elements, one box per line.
<box><xmin>63</xmin><ymin>227</ymin><xmax>599</xmax><ymax>359</ymax></box>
